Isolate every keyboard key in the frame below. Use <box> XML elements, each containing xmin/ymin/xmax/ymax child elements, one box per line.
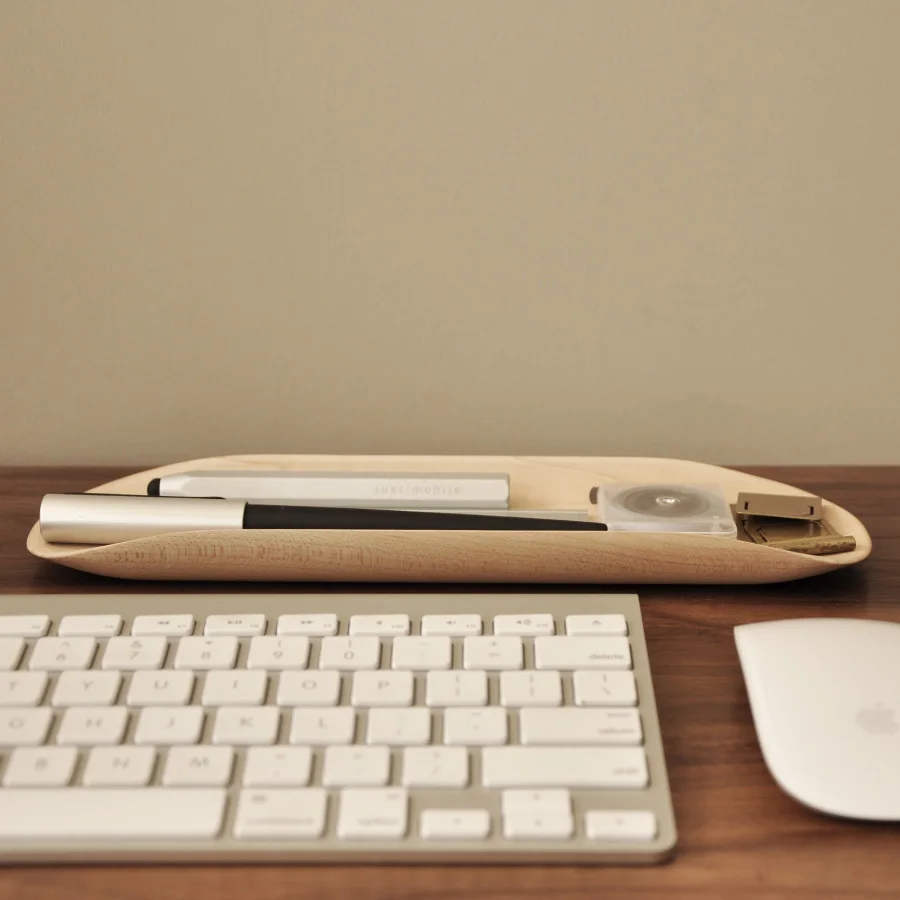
<box><xmin>519</xmin><ymin>708</ymin><xmax>643</xmax><ymax>745</ymax></box>
<box><xmin>134</xmin><ymin>707</ymin><xmax>205</xmax><ymax>745</ymax></box>
<box><xmin>573</xmin><ymin>671</ymin><xmax>638</xmax><ymax>707</ymax></box>
<box><xmin>28</xmin><ymin>637</ymin><xmax>96</xmax><ymax>671</ymax></box>
<box><xmin>82</xmin><ymin>747</ymin><xmax>156</xmax><ymax>787</ymax></box>
<box><xmin>426</xmin><ymin>671</ymin><xmax>487</xmax><ymax>707</ymax></box>
<box><xmin>0</xmin><ymin>789</ymin><xmax>226</xmax><ymax>839</ymax></box>
<box><xmin>51</xmin><ymin>671</ymin><xmax>121</xmax><ymax>707</ymax></box>
<box><xmin>174</xmin><ymin>637</ymin><xmax>239</xmax><ymax>670</ymax></box>
<box><xmin>0</xmin><ymin>708</ymin><xmax>52</xmax><ymax>746</ymax></box>
<box><xmin>0</xmin><ymin>638</ymin><xmax>25</xmax><ymax>671</ymax></box>
<box><xmin>58</xmin><ymin>615</ymin><xmax>122</xmax><ymax>637</ymax></box>
<box><xmin>319</xmin><ymin>637</ymin><xmax>381</xmax><ymax>671</ymax></box>
<box><xmin>391</xmin><ymin>636</ymin><xmax>452</xmax><ymax>671</ymax></box>
<box><xmin>566</xmin><ymin>614</ymin><xmax>628</xmax><ymax>636</ymax></box>
<box><xmin>0</xmin><ymin>672</ymin><xmax>47</xmax><ymax>707</ymax></box>
<box><xmin>533</xmin><ymin>637</ymin><xmax>632</xmax><ymax>671</ymax></box>
<box><xmin>234</xmin><ymin>788</ymin><xmax>327</xmax><ymax>839</ymax></box>
<box><xmin>276</xmin><ymin>671</ymin><xmax>341</xmax><ymax>707</ymax></box>
<box><xmin>322</xmin><ymin>746</ymin><xmax>391</xmax><ymax>786</ymax></box>
<box><xmin>349</xmin><ymin>615</ymin><xmax>410</xmax><ymax>636</ymax></box>
<box><xmin>101</xmin><ymin>636</ymin><xmax>168</xmax><ymax>671</ymax></box>
<box><xmin>202</xmin><ymin>671</ymin><xmax>268</xmax><ymax>706</ymax></box>
<box><xmin>420</xmin><ymin>615</ymin><xmax>482</xmax><ymax>637</ymax></box>
<box><xmin>402</xmin><ymin>747</ymin><xmax>468</xmax><ymax>788</ymax></box>
<box><xmin>585</xmin><ymin>810</ymin><xmax>658</xmax><ymax>841</ymax></box>
<box><xmin>131</xmin><ymin>614</ymin><xmax>194</xmax><ymax>637</ymax></box>
<box><xmin>242</xmin><ymin>747</ymin><xmax>312</xmax><ymax>787</ymax></box>
<box><xmin>56</xmin><ymin>706</ymin><xmax>128</xmax><ymax>746</ymax></box>
<box><xmin>366</xmin><ymin>708</ymin><xmax>431</xmax><ymax>746</ymax></box>
<box><xmin>163</xmin><ymin>746</ymin><xmax>234</xmax><ymax>786</ymax></box>
<box><xmin>212</xmin><ymin>707</ymin><xmax>280</xmax><ymax>746</ymax></box>
<box><xmin>463</xmin><ymin>637</ymin><xmax>523</xmax><ymax>671</ymax></box>
<box><xmin>337</xmin><ymin>788</ymin><xmax>408</xmax><ymax>840</ymax></box>
<box><xmin>2</xmin><ymin>747</ymin><xmax>77</xmax><ymax>787</ymax></box>
<box><xmin>503</xmin><ymin>813</ymin><xmax>573</xmax><ymax>840</ymax></box>
<box><xmin>246</xmin><ymin>636</ymin><xmax>310</xmax><ymax>670</ymax></box>
<box><xmin>443</xmin><ymin>708</ymin><xmax>507</xmax><ymax>746</ymax></box>
<box><xmin>499</xmin><ymin>671</ymin><xmax>562</xmax><ymax>707</ymax></box>
<box><xmin>350</xmin><ymin>671</ymin><xmax>413</xmax><ymax>707</ymax></box>
<box><xmin>420</xmin><ymin>809</ymin><xmax>490</xmax><ymax>840</ymax></box>
<box><xmin>204</xmin><ymin>615</ymin><xmax>266</xmax><ymax>637</ymax></box>
<box><xmin>289</xmin><ymin>708</ymin><xmax>356</xmax><ymax>745</ymax></box>
<box><xmin>0</xmin><ymin>615</ymin><xmax>49</xmax><ymax>638</ymax></box>
<box><xmin>481</xmin><ymin>747</ymin><xmax>648</xmax><ymax>788</ymax></box>
<box><xmin>501</xmin><ymin>789</ymin><xmax>572</xmax><ymax>816</ymax></box>
<box><xmin>127</xmin><ymin>670</ymin><xmax>195</xmax><ymax>706</ymax></box>
<box><xmin>493</xmin><ymin>614</ymin><xmax>555</xmax><ymax>636</ymax></box>
<box><xmin>277</xmin><ymin>614</ymin><xmax>338</xmax><ymax>637</ymax></box>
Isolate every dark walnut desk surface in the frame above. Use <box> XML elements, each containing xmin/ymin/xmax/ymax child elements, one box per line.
<box><xmin>1</xmin><ymin>465</ymin><xmax>899</xmax><ymax>900</ymax></box>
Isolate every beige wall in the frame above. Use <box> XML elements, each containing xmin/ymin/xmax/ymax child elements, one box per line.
<box><xmin>2</xmin><ymin>1</ymin><xmax>898</xmax><ymax>466</ymax></box>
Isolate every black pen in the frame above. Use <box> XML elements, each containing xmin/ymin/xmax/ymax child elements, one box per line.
<box><xmin>39</xmin><ymin>493</ymin><xmax>608</xmax><ymax>545</ymax></box>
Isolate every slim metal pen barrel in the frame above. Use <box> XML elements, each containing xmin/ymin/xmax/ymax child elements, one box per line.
<box><xmin>39</xmin><ymin>493</ymin><xmax>607</xmax><ymax>545</ymax></box>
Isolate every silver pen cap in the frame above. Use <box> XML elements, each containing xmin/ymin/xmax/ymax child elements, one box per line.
<box><xmin>40</xmin><ymin>494</ymin><xmax>246</xmax><ymax>545</ymax></box>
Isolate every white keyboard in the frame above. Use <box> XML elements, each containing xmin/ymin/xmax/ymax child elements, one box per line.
<box><xmin>0</xmin><ymin>592</ymin><xmax>676</xmax><ymax>864</ymax></box>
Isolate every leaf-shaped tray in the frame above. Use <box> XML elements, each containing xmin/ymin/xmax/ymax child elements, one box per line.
<box><xmin>26</xmin><ymin>455</ymin><xmax>870</xmax><ymax>584</ymax></box>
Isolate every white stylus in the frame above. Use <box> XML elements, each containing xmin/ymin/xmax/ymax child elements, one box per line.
<box><xmin>148</xmin><ymin>470</ymin><xmax>511</xmax><ymax>508</ymax></box>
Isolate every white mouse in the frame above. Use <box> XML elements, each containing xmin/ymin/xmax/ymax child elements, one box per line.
<box><xmin>734</xmin><ymin>617</ymin><xmax>900</xmax><ymax>821</ymax></box>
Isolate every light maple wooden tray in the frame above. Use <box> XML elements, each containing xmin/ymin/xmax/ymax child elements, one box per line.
<box><xmin>26</xmin><ymin>455</ymin><xmax>871</xmax><ymax>584</ymax></box>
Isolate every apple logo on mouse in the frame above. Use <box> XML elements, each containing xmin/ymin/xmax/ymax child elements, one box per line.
<box><xmin>855</xmin><ymin>703</ymin><xmax>898</xmax><ymax>735</ymax></box>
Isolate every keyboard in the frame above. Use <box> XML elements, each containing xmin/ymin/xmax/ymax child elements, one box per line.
<box><xmin>0</xmin><ymin>592</ymin><xmax>676</xmax><ymax>864</ymax></box>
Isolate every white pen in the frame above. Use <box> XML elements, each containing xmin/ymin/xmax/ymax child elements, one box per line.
<box><xmin>148</xmin><ymin>470</ymin><xmax>511</xmax><ymax>508</ymax></box>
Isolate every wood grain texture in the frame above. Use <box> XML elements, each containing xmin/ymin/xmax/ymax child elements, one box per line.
<box><xmin>24</xmin><ymin>456</ymin><xmax>871</xmax><ymax>583</ymax></box>
<box><xmin>2</xmin><ymin>465</ymin><xmax>899</xmax><ymax>899</ymax></box>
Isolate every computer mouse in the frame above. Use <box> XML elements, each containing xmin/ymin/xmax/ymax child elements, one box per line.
<box><xmin>734</xmin><ymin>617</ymin><xmax>900</xmax><ymax>821</ymax></box>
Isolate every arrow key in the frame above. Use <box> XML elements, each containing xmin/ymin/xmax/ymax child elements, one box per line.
<box><xmin>585</xmin><ymin>810</ymin><xmax>657</xmax><ymax>842</ymax></box>
<box><xmin>420</xmin><ymin>809</ymin><xmax>491</xmax><ymax>840</ymax></box>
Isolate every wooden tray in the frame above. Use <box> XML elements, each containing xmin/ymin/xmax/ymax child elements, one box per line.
<box><xmin>26</xmin><ymin>455</ymin><xmax>871</xmax><ymax>584</ymax></box>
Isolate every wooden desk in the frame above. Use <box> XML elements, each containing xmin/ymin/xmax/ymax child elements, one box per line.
<box><xmin>1</xmin><ymin>465</ymin><xmax>899</xmax><ymax>899</ymax></box>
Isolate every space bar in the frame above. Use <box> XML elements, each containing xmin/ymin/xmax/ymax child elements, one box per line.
<box><xmin>0</xmin><ymin>789</ymin><xmax>227</xmax><ymax>840</ymax></box>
